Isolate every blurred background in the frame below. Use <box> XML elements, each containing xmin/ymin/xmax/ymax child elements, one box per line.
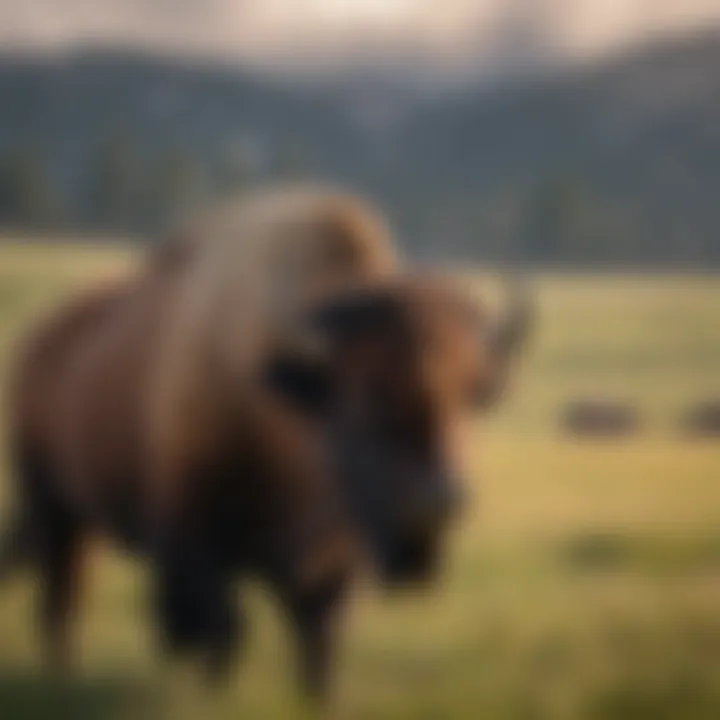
<box><xmin>1</xmin><ymin>2</ymin><xmax>720</xmax><ymax>718</ymax></box>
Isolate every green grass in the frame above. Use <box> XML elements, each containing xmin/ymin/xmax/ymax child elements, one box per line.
<box><xmin>0</xmin><ymin>243</ymin><xmax>720</xmax><ymax>718</ymax></box>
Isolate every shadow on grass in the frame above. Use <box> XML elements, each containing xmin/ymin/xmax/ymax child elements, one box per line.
<box><xmin>560</xmin><ymin>531</ymin><xmax>720</xmax><ymax>574</ymax></box>
<box><xmin>590</xmin><ymin>679</ymin><xmax>720</xmax><ymax>720</ymax></box>
<box><xmin>0</xmin><ymin>670</ymin><xmax>159</xmax><ymax>720</ymax></box>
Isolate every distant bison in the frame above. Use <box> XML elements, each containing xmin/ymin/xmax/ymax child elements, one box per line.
<box><xmin>0</xmin><ymin>187</ymin><xmax>531</xmax><ymax>702</ymax></box>
<box><xmin>680</xmin><ymin>400</ymin><xmax>720</xmax><ymax>437</ymax></box>
<box><xmin>562</xmin><ymin>399</ymin><xmax>640</xmax><ymax>437</ymax></box>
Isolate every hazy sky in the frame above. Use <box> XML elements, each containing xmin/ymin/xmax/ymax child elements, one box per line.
<box><xmin>2</xmin><ymin>0</ymin><xmax>720</xmax><ymax>72</ymax></box>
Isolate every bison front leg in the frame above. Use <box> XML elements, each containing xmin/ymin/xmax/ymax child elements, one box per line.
<box><xmin>203</xmin><ymin>589</ymin><xmax>246</xmax><ymax>687</ymax></box>
<box><xmin>285</xmin><ymin>575</ymin><xmax>348</xmax><ymax>703</ymax></box>
<box><xmin>153</xmin><ymin>543</ymin><xmax>243</xmax><ymax>685</ymax></box>
<box><xmin>36</xmin><ymin>514</ymin><xmax>87</xmax><ymax>675</ymax></box>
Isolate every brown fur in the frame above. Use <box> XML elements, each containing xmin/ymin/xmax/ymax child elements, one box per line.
<box><xmin>2</xmin><ymin>187</ymin><xmax>400</xmax><ymax>697</ymax></box>
<box><xmin>3</xmin><ymin>268</ymin><xmax>526</xmax><ymax>701</ymax></box>
<box><xmin>7</xmin><ymin>259</ymin><xmax>357</xmax><ymax>694</ymax></box>
<box><xmin>156</xmin><ymin>183</ymin><xmax>397</xmax><ymax>365</ymax></box>
<box><xmin>147</xmin><ymin>186</ymin><xmax>399</xmax><ymax>530</ymax></box>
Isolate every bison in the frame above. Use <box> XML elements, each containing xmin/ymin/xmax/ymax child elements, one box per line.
<box><xmin>680</xmin><ymin>400</ymin><xmax>720</xmax><ymax>437</ymax></box>
<box><xmin>0</xmin><ymin>187</ymin><xmax>531</xmax><ymax>702</ymax></box>
<box><xmin>562</xmin><ymin>398</ymin><xmax>640</xmax><ymax>437</ymax></box>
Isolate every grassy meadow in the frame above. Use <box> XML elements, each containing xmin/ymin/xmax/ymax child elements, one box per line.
<box><xmin>0</xmin><ymin>242</ymin><xmax>719</xmax><ymax>719</ymax></box>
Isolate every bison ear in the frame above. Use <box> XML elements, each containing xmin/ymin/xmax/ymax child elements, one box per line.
<box><xmin>264</xmin><ymin>350</ymin><xmax>332</xmax><ymax>417</ymax></box>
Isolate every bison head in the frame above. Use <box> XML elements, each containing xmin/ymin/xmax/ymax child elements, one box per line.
<box><xmin>266</xmin><ymin>275</ymin><xmax>532</xmax><ymax>586</ymax></box>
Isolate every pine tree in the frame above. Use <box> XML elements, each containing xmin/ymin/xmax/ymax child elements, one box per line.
<box><xmin>0</xmin><ymin>145</ymin><xmax>59</xmax><ymax>229</ymax></box>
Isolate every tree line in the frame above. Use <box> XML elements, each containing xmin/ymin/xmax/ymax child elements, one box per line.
<box><xmin>0</xmin><ymin>134</ymin><xmax>310</xmax><ymax>237</ymax></box>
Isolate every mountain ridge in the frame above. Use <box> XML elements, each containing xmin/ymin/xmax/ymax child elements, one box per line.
<box><xmin>1</xmin><ymin>30</ymin><xmax>719</xmax><ymax>266</ymax></box>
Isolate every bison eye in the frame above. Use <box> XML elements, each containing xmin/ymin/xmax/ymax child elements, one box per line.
<box><xmin>264</xmin><ymin>352</ymin><xmax>331</xmax><ymax>416</ymax></box>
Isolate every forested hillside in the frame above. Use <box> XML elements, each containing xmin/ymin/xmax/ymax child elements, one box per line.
<box><xmin>1</xmin><ymin>31</ymin><xmax>719</xmax><ymax>267</ymax></box>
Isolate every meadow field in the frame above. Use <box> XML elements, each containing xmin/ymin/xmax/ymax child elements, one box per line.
<box><xmin>0</xmin><ymin>242</ymin><xmax>719</xmax><ymax>719</ymax></box>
